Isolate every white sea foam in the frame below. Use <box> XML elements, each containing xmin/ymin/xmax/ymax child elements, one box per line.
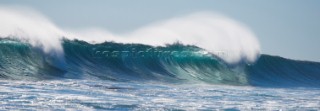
<box><xmin>0</xmin><ymin>6</ymin><xmax>260</xmax><ymax>64</ymax></box>
<box><xmin>0</xmin><ymin>7</ymin><xmax>64</xmax><ymax>54</ymax></box>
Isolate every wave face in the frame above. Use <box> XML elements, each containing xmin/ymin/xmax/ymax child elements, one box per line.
<box><xmin>0</xmin><ymin>38</ymin><xmax>320</xmax><ymax>87</ymax></box>
<box><xmin>246</xmin><ymin>55</ymin><xmax>320</xmax><ymax>87</ymax></box>
<box><xmin>0</xmin><ymin>39</ymin><xmax>65</xmax><ymax>80</ymax></box>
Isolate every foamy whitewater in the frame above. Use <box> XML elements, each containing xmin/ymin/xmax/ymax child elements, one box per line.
<box><xmin>0</xmin><ymin>6</ymin><xmax>319</xmax><ymax>110</ymax></box>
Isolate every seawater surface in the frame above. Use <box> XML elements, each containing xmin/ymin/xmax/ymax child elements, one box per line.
<box><xmin>0</xmin><ymin>79</ymin><xmax>319</xmax><ymax>110</ymax></box>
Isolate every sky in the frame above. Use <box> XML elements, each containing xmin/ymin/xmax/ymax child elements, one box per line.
<box><xmin>1</xmin><ymin>0</ymin><xmax>319</xmax><ymax>62</ymax></box>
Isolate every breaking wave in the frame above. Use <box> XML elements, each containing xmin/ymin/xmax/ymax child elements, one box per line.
<box><xmin>1</xmin><ymin>6</ymin><xmax>319</xmax><ymax>87</ymax></box>
<box><xmin>0</xmin><ymin>38</ymin><xmax>320</xmax><ymax>87</ymax></box>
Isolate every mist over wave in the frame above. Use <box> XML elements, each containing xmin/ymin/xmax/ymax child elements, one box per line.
<box><xmin>0</xmin><ymin>6</ymin><xmax>260</xmax><ymax>64</ymax></box>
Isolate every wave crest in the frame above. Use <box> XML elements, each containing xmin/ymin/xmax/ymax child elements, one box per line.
<box><xmin>0</xmin><ymin>6</ymin><xmax>260</xmax><ymax>64</ymax></box>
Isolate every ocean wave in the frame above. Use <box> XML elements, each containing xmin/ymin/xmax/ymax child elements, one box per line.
<box><xmin>1</xmin><ymin>38</ymin><xmax>320</xmax><ymax>87</ymax></box>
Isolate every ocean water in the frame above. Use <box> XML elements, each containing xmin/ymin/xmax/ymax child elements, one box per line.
<box><xmin>0</xmin><ymin>80</ymin><xmax>319</xmax><ymax>110</ymax></box>
<box><xmin>1</xmin><ymin>38</ymin><xmax>320</xmax><ymax>110</ymax></box>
